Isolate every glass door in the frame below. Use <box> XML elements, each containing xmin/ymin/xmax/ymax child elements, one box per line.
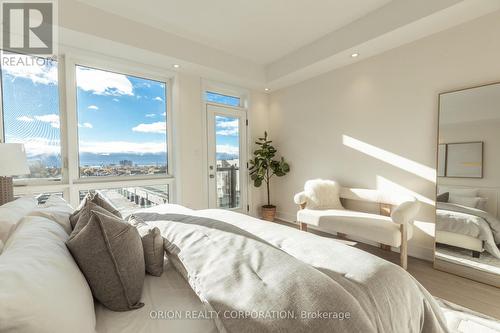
<box><xmin>207</xmin><ymin>104</ymin><xmax>247</xmax><ymax>212</ymax></box>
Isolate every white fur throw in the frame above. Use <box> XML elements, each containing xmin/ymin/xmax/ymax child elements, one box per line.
<box><xmin>304</xmin><ymin>179</ymin><xmax>344</xmax><ymax>210</ymax></box>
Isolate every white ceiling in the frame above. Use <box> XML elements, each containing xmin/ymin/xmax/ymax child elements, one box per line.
<box><xmin>65</xmin><ymin>0</ymin><xmax>500</xmax><ymax>90</ymax></box>
<box><xmin>77</xmin><ymin>0</ymin><xmax>392</xmax><ymax>65</ymax></box>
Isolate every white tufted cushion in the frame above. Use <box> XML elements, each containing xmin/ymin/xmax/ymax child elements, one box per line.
<box><xmin>304</xmin><ymin>179</ymin><xmax>343</xmax><ymax>210</ymax></box>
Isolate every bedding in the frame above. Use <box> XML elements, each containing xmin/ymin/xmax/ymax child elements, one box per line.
<box><xmin>70</xmin><ymin>192</ymin><xmax>122</xmax><ymax>229</ymax></box>
<box><xmin>67</xmin><ymin>210</ymin><xmax>145</xmax><ymax>311</ymax></box>
<box><xmin>133</xmin><ymin>206</ymin><xmax>448</xmax><ymax>333</ymax></box>
<box><xmin>95</xmin><ymin>259</ymin><xmax>219</xmax><ymax>333</ymax></box>
<box><xmin>130</xmin><ymin>215</ymin><xmax>165</xmax><ymax>276</ymax></box>
<box><xmin>0</xmin><ymin>196</ymin><xmax>37</xmax><ymax>253</ymax></box>
<box><xmin>27</xmin><ymin>195</ymin><xmax>74</xmax><ymax>234</ymax></box>
<box><xmin>0</xmin><ymin>216</ymin><xmax>96</xmax><ymax>333</ymax></box>
<box><xmin>436</xmin><ymin>202</ymin><xmax>500</xmax><ymax>258</ymax></box>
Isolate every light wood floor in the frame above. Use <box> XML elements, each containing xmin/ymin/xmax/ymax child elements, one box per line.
<box><xmin>275</xmin><ymin>220</ymin><xmax>500</xmax><ymax>320</ymax></box>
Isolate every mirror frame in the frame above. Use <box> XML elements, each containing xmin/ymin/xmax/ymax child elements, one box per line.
<box><xmin>433</xmin><ymin>80</ymin><xmax>500</xmax><ymax>288</ymax></box>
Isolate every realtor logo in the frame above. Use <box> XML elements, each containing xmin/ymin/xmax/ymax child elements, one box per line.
<box><xmin>1</xmin><ymin>1</ymin><xmax>55</xmax><ymax>55</ymax></box>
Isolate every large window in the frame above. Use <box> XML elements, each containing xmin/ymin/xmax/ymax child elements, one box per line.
<box><xmin>1</xmin><ymin>53</ymin><xmax>174</xmax><ymax>208</ymax></box>
<box><xmin>75</xmin><ymin>65</ymin><xmax>168</xmax><ymax>178</ymax></box>
<box><xmin>1</xmin><ymin>52</ymin><xmax>62</xmax><ymax>179</ymax></box>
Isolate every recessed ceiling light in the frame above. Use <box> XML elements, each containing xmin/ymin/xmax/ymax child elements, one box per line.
<box><xmin>351</xmin><ymin>53</ymin><xmax>359</xmax><ymax>58</ymax></box>
<box><xmin>264</xmin><ymin>88</ymin><xmax>270</xmax><ymax>92</ymax></box>
<box><xmin>172</xmin><ymin>64</ymin><xmax>180</xmax><ymax>69</ymax></box>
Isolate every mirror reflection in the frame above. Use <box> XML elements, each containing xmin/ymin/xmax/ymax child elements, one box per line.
<box><xmin>435</xmin><ymin>82</ymin><xmax>500</xmax><ymax>287</ymax></box>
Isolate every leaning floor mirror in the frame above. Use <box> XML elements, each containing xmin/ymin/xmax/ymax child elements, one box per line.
<box><xmin>434</xmin><ymin>81</ymin><xmax>500</xmax><ymax>288</ymax></box>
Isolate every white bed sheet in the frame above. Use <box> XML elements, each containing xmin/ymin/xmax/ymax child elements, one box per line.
<box><xmin>95</xmin><ymin>259</ymin><xmax>218</xmax><ymax>333</ymax></box>
<box><xmin>96</xmin><ymin>203</ymin><xmax>217</xmax><ymax>333</ymax></box>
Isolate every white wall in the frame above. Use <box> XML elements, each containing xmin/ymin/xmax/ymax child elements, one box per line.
<box><xmin>268</xmin><ymin>10</ymin><xmax>500</xmax><ymax>260</ymax></box>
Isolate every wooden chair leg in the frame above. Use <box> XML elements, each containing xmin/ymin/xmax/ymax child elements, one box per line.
<box><xmin>299</xmin><ymin>222</ymin><xmax>308</xmax><ymax>232</ymax></box>
<box><xmin>400</xmin><ymin>224</ymin><xmax>408</xmax><ymax>270</ymax></box>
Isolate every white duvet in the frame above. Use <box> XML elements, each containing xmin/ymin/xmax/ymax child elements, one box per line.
<box><xmin>123</xmin><ymin>204</ymin><xmax>448</xmax><ymax>333</ymax></box>
<box><xmin>436</xmin><ymin>202</ymin><xmax>500</xmax><ymax>258</ymax></box>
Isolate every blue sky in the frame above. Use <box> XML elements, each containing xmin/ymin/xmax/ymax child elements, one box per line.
<box><xmin>215</xmin><ymin>116</ymin><xmax>239</xmax><ymax>156</ymax></box>
<box><xmin>75</xmin><ymin>65</ymin><xmax>167</xmax><ymax>156</ymax></box>
<box><xmin>1</xmin><ymin>53</ymin><xmax>240</xmax><ymax>165</ymax></box>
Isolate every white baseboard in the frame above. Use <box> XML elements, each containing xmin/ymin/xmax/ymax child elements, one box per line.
<box><xmin>276</xmin><ymin>210</ymin><xmax>435</xmax><ymax>262</ymax></box>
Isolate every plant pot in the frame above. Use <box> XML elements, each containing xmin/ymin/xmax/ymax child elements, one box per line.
<box><xmin>261</xmin><ymin>205</ymin><xmax>276</xmax><ymax>221</ymax></box>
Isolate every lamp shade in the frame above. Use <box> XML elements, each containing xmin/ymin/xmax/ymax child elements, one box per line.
<box><xmin>0</xmin><ymin>143</ymin><xmax>30</xmax><ymax>176</ymax></box>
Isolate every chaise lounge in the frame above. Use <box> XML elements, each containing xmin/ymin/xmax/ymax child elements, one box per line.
<box><xmin>294</xmin><ymin>179</ymin><xmax>420</xmax><ymax>269</ymax></box>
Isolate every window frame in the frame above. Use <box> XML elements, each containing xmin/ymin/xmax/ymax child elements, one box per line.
<box><xmin>6</xmin><ymin>51</ymin><xmax>176</xmax><ymax>208</ymax></box>
<box><xmin>0</xmin><ymin>52</ymin><xmax>67</xmax><ymax>186</ymax></box>
<box><xmin>69</xmin><ymin>60</ymin><xmax>172</xmax><ymax>182</ymax></box>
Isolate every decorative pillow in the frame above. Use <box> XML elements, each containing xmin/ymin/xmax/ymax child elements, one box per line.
<box><xmin>69</xmin><ymin>192</ymin><xmax>121</xmax><ymax>229</ymax></box>
<box><xmin>0</xmin><ymin>216</ymin><xmax>95</xmax><ymax>333</ymax></box>
<box><xmin>70</xmin><ymin>201</ymin><xmax>120</xmax><ymax>236</ymax></box>
<box><xmin>436</xmin><ymin>192</ymin><xmax>449</xmax><ymax>203</ymax></box>
<box><xmin>28</xmin><ymin>195</ymin><xmax>74</xmax><ymax>234</ymax></box>
<box><xmin>449</xmin><ymin>195</ymin><xmax>480</xmax><ymax>209</ymax></box>
<box><xmin>66</xmin><ymin>210</ymin><xmax>145</xmax><ymax>311</ymax></box>
<box><xmin>0</xmin><ymin>196</ymin><xmax>37</xmax><ymax>253</ymax></box>
<box><xmin>304</xmin><ymin>179</ymin><xmax>343</xmax><ymax>209</ymax></box>
<box><xmin>128</xmin><ymin>215</ymin><xmax>165</xmax><ymax>276</ymax></box>
<box><xmin>129</xmin><ymin>215</ymin><xmax>165</xmax><ymax>277</ymax></box>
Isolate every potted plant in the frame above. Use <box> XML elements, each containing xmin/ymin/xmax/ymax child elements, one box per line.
<box><xmin>249</xmin><ymin>132</ymin><xmax>290</xmax><ymax>221</ymax></box>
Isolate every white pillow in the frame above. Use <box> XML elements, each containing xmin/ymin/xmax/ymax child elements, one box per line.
<box><xmin>0</xmin><ymin>216</ymin><xmax>96</xmax><ymax>333</ymax></box>
<box><xmin>448</xmin><ymin>195</ymin><xmax>480</xmax><ymax>209</ymax></box>
<box><xmin>304</xmin><ymin>179</ymin><xmax>344</xmax><ymax>209</ymax></box>
<box><xmin>0</xmin><ymin>196</ymin><xmax>37</xmax><ymax>253</ymax></box>
<box><xmin>477</xmin><ymin>198</ymin><xmax>488</xmax><ymax>211</ymax></box>
<box><xmin>28</xmin><ymin>195</ymin><xmax>74</xmax><ymax>234</ymax></box>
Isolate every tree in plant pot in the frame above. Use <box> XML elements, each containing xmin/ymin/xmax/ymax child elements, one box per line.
<box><xmin>249</xmin><ymin>132</ymin><xmax>290</xmax><ymax>221</ymax></box>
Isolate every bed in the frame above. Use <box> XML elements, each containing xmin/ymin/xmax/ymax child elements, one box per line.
<box><xmin>435</xmin><ymin>188</ymin><xmax>500</xmax><ymax>259</ymax></box>
<box><xmin>0</xmin><ymin>198</ymin><xmax>449</xmax><ymax>333</ymax></box>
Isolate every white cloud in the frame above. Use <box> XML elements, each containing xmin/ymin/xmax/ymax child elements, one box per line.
<box><xmin>76</xmin><ymin>66</ymin><xmax>133</xmax><ymax>96</ymax></box>
<box><xmin>216</xmin><ymin>119</ymin><xmax>239</xmax><ymax>136</ymax></box>
<box><xmin>78</xmin><ymin>122</ymin><xmax>93</xmax><ymax>128</ymax></box>
<box><xmin>113</xmin><ymin>98</ymin><xmax>119</xmax><ymax>102</ymax></box>
<box><xmin>17</xmin><ymin>116</ymin><xmax>34</xmax><ymax>122</ymax></box>
<box><xmin>162</xmin><ymin>112</ymin><xmax>166</xmax><ymax>116</ymax></box>
<box><xmin>132</xmin><ymin>122</ymin><xmax>166</xmax><ymax>134</ymax></box>
<box><xmin>1</xmin><ymin>54</ymin><xmax>58</xmax><ymax>85</ymax></box>
<box><xmin>154</xmin><ymin>96</ymin><xmax>163</xmax><ymax>101</ymax></box>
<box><xmin>35</xmin><ymin>114</ymin><xmax>60</xmax><ymax>128</ymax></box>
<box><xmin>88</xmin><ymin>105</ymin><xmax>99</xmax><ymax>110</ymax></box>
<box><xmin>216</xmin><ymin>144</ymin><xmax>239</xmax><ymax>155</ymax></box>
<box><xmin>79</xmin><ymin>141</ymin><xmax>166</xmax><ymax>154</ymax></box>
<box><xmin>8</xmin><ymin>137</ymin><xmax>61</xmax><ymax>157</ymax></box>
<box><xmin>145</xmin><ymin>113</ymin><xmax>156</xmax><ymax>118</ymax></box>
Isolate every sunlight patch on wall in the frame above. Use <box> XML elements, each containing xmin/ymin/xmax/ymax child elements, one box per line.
<box><xmin>342</xmin><ymin>135</ymin><xmax>436</xmax><ymax>183</ymax></box>
<box><xmin>413</xmin><ymin>221</ymin><xmax>435</xmax><ymax>238</ymax></box>
<box><xmin>376</xmin><ymin>175</ymin><xmax>434</xmax><ymax>206</ymax></box>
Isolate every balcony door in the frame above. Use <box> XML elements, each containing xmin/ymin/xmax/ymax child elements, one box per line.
<box><xmin>207</xmin><ymin>104</ymin><xmax>247</xmax><ymax>212</ymax></box>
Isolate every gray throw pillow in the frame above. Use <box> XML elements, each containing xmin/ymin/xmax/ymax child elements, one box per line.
<box><xmin>129</xmin><ymin>215</ymin><xmax>164</xmax><ymax>277</ymax></box>
<box><xmin>69</xmin><ymin>192</ymin><xmax>122</xmax><ymax>229</ymax></box>
<box><xmin>66</xmin><ymin>210</ymin><xmax>145</xmax><ymax>311</ymax></box>
<box><xmin>70</xmin><ymin>201</ymin><xmax>119</xmax><ymax>237</ymax></box>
